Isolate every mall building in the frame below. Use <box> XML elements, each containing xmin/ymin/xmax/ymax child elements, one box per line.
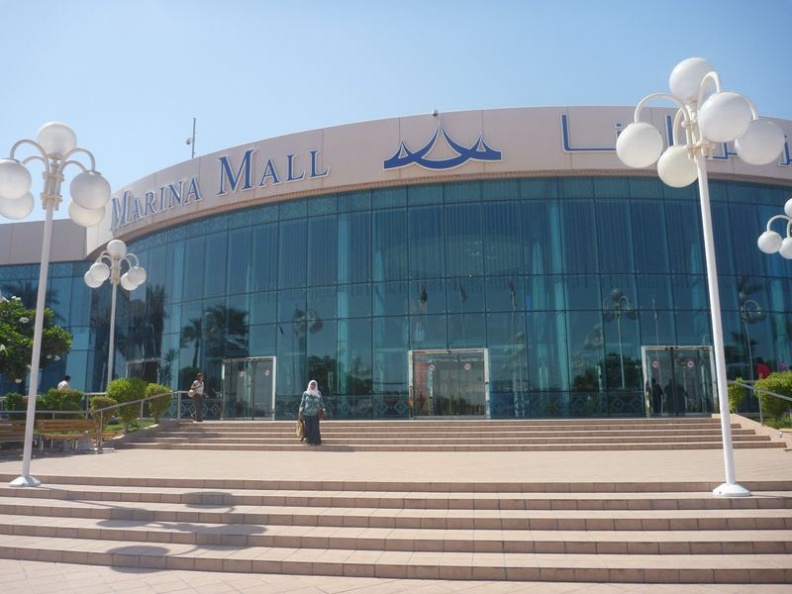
<box><xmin>1</xmin><ymin>106</ymin><xmax>791</xmax><ymax>420</ymax></box>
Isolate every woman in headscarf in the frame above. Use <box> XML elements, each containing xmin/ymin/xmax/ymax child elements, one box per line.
<box><xmin>298</xmin><ymin>380</ymin><xmax>326</xmax><ymax>445</ymax></box>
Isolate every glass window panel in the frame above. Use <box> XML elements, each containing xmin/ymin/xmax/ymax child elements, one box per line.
<box><xmin>249</xmin><ymin>323</ymin><xmax>277</xmax><ymax>355</ymax></box>
<box><xmin>227</xmin><ymin>228</ymin><xmax>252</xmax><ymax>296</ymax></box>
<box><xmin>560</xmin><ymin>200</ymin><xmax>597</xmax><ymax>274</ymax></box>
<box><xmin>486</xmin><ymin>275</ymin><xmax>523</xmax><ymax>313</ymax></box>
<box><xmin>182</xmin><ymin>234</ymin><xmax>205</xmax><ymax>301</ymax></box>
<box><xmin>445</xmin><ymin>181</ymin><xmax>481</xmax><ymax>203</ymax></box>
<box><xmin>481</xmin><ymin>179</ymin><xmax>519</xmax><ymax>201</ymax></box>
<box><xmin>373</xmin><ymin>281</ymin><xmax>409</xmax><ymax>317</ymax></box>
<box><xmin>411</xmin><ymin>314</ymin><xmax>446</xmax><ymax>349</ymax></box>
<box><xmin>447</xmin><ymin>276</ymin><xmax>484</xmax><ymax>314</ymax></box>
<box><xmin>674</xmin><ymin>310</ymin><xmax>712</xmax><ymax>347</ymax></box>
<box><xmin>373</xmin><ymin>318</ymin><xmax>407</xmax><ymax>393</ymax></box>
<box><xmin>338</xmin><ymin>212</ymin><xmax>370</xmax><ymax>283</ymax></box>
<box><xmin>448</xmin><ymin>312</ymin><xmax>485</xmax><ymax>348</ymax></box>
<box><xmin>278</xmin><ymin>219</ymin><xmax>307</xmax><ymax>288</ymax></box>
<box><xmin>308</xmin><ymin>195</ymin><xmax>337</xmax><ymax>217</ymax></box>
<box><xmin>522</xmin><ymin>201</ymin><xmax>563</xmax><ymax>275</ymax></box>
<box><xmin>666</xmin><ymin>202</ymin><xmax>704</xmax><ymax>275</ymax></box>
<box><xmin>279</xmin><ymin>199</ymin><xmax>307</xmax><ymax>220</ymax></box>
<box><xmin>337</xmin><ymin>318</ymin><xmax>372</xmax><ymax>395</ymax></box>
<box><xmin>307</xmin><ymin>285</ymin><xmax>336</xmax><ymax>325</ymax></box>
<box><xmin>446</xmin><ymin>203</ymin><xmax>483</xmax><ymax>276</ymax></box>
<box><xmin>567</xmin><ymin>310</ymin><xmax>602</xmax><ymax>392</ymax></box>
<box><xmin>483</xmin><ymin>202</ymin><xmax>522</xmax><ymax>275</ymax></box>
<box><xmin>558</xmin><ymin>177</ymin><xmax>593</xmax><ymax>199</ymax></box>
<box><xmin>252</xmin><ymin>224</ymin><xmax>278</xmax><ymax>293</ymax></box>
<box><xmin>528</xmin><ymin>310</ymin><xmax>569</xmax><ymax>391</ymax></box>
<box><xmin>527</xmin><ymin>275</ymin><xmax>566</xmax><ymax>311</ymax></box>
<box><xmin>408</xmin><ymin>184</ymin><xmax>443</xmax><ymax>206</ymax></box>
<box><xmin>727</xmin><ymin>203</ymin><xmax>764</xmax><ymax>276</ymax></box>
<box><xmin>306</xmin><ymin>318</ymin><xmax>337</xmax><ymax>393</ymax></box>
<box><xmin>411</xmin><ymin>278</ymin><xmax>446</xmax><ymax>315</ymax></box>
<box><xmin>632</xmin><ymin>200</ymin><xmax>670</xmax><ymax>274</ymax></box>
<box><xmin>372</xmin><ymin>187</ymin><xmax>407</xmax><ymax>209</ymax></box>
<box><xmin>373</xmin><ymin>209</ymin><xmax>407</xmax><ymax>282</ymax></box>
<box><xmin>337</xmin><ymin>283</ymin><xmax>372</xmax><ymax>318</ymax></box>
<box><xmin>565</xmin><ymin>275</ymin><xmax>601</xmax><ymax>310</ymax></box>
<box><xmin>593</xmin><ymin>178</ymin><xmax>630</xmax><ymax>197</ymax></box>
<box><xmin>638</xmin><ymin>308</ymin><xmax>676</xmax><ymax>347</ymax></box>
<box><xmin>520</xmin><ymin>178</ymin><xmax>558</xmax><ymax>199</ymax></box>
<box><xmin>409</xmin><ymin>205</ymin><xmax>445</xmax><ymax>278</ymax></box>
<box><xmin>338</xmin><ymin>190</ymin><xmax>371</xmax><ymax>212</ymax></box>
<box><xmin>596</xmin><ymin>200</ymin><xmax>633</xmax><ymax>273</ymax></box>
<box><xmin>672</xmin><ymin>275</ymin><xmax>708</xmax><ymax>310</ymax></box>
<box><xmin>277</xmin><ymin>288</ymin><xmax>306</xmax><ymax>326</ymax></box>
<box><xmin>628</xmin><ymin>177</ymin><xmax>662</xmax><ymax>199</ymax></box>
<box><xmin>308</xmin><ymin>216</ymin><xmax>338</xmax><ymax>286</ymax></box>
<box><xmin>250</xmin><ymin>291</ymin><xmax>278</xmax><ymax>326</ymax></box>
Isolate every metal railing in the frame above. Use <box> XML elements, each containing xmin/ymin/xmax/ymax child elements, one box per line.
<box><xmin>728</xmin><ymin>379</ymin><xmax>792</xmax><ymax>426</ymax></box>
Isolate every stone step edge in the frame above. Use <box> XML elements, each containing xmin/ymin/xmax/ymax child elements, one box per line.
<box><xmin>0</xmin><ymin>538</ymin><xmax>788</xmax><ymax>583</ymax></box>
<box><xmin>1</xmin><ymin>485</ymin><xmax>789</xmax><ymax>511</ymax></box>
<box><xmin>3</xmin><ymin>473</ymin><xmax>790</xmax><ymax>493</ymax></box>
<box><xmin>0</xmin><ymin>500</ymin><xmax>787</xmax><ymax>532</ymax></box>
<box><xmin>2</xmin><ymin>516</ymin><xmax>790</xmax><ymax>554</ymax></box>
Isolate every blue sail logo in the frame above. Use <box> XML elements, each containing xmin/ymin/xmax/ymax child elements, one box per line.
<box><xmin>384</xmin><ymin>125</ymin><xmax>502</xmax><ymax>170</ymax></box>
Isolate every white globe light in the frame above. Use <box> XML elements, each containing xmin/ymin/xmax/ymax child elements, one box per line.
<box><xmin>89</xmin><ymin>261</ymin><xmax>111</xmax><ymax>283</ymax></box>
<box><xmin>657</xmin><ymin>145</ymin><xmax>697</xmax><ymax>188</ymax></box>
<box><xmin>84</xmin><ymin>269</ymin><xmax>103</xmax><ymax>288</ymax></box>
<box><xmin>36</xmin><ymin>122</ymin><xmax>77</xmax><ymax>156</ymax></box>
<box><xmin>734</xmin><ymin>119</ymin><xmax>786</xmax><ymax>166</ymax></box>
<box><xmin>669</xmin><ymin>58</ymin><xmax>715</xmax><ymax>104</ymax></box>
<box><xmin>107</xmin><ymin>239</ymin><xmax>127</xmax><ymax>258</ymax></box>
<box><xmin>126</xmin><ymin>265</ymin><xmax>147</xmax><ymax>286</ymax></box>
<box><xmin>785</xmin><ymin>198</ymin><xmax>792</xmax><ymax>218</ymax></box>
<box><xmin>0</xmin><ymin>192</ymin><xmax>34</xmax><ymax>219</ymax></box>
<box><xmin>120</xmin><ymin>273</ymin><xmax>138</xmax><ymax>291</ymax></box>
<box><xmin>780</xmin><ymin>237</ymin><xmax>792</xmax><ymax>259</ymax></box>
<box><xmin>698</xmin><ymin>92</ymin><xmax>753</xmax><ymax>143</ymax></box>
<box><xmin>757</xmin><ymin>230</ymin><xmax>782</xmax><ymax>254</ymax></box>
<box><xmin>615</xmin><ymin>122</ymin><xmax>664</xmax><ymax>168</ymax></box>
<box><xmin>0</xmin><ymin>159</ymin><xmax>32</xmax><ymax>200</ymax></box>
<box><xmin>70</xmin><ymin>170</ymin><xmax>111</xmax><ymax>210</ymax></box>
<box><xmin>68</xmin><ymin>201</ymin><xmax>105</xmax><ymax>227</ymax></box>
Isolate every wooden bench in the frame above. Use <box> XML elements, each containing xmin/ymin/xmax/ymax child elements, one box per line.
<box><xmin>35</xmin><ymin>419</ymin><xmax>116</xmax><ymax>451</ymax></box>
<box><xmin>0</xmin><ymin>421</ymin><xmax>25</xmax><ymax>446</ymax></box>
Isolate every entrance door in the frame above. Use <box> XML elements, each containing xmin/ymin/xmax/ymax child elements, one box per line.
<box><xmin>409</xmin><ymin>349</ymin><xmax>489</xmax><ymax>417</ymax></box>
<box><xmin>641</xmin><ymin>346</ymin><xmax>714</xmax><ymax>416</ymax></box>
<box><xmin>221</xmin><ymin>356</ymin><xmax>276</xmax><ymax>419</ymax></box>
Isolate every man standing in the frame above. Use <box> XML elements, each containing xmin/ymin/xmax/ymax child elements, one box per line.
<box><xmin>190</xmin><ymin>372</ymin><xmax>205</xmax><ymax>423</ymax></box>
<box><xmin>57</xmin><ymin>375</ymin><xmax>71</xmax><ymax>390</ymax></box>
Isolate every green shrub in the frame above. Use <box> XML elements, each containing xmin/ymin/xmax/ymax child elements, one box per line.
<box><xmin>727</xmin><ymin>378</ymin><xmax>746</xmax><ymax>413</ymax></box>
<box><xmin>89</xmin><ymin>395</ymin><xmax>118</xmax><ymax>432</ymax></box>
<box><xmin>3</xmin><ymin>392</ymin><xmax>24</xmax><ymax>411</ymax></box>
<box><xmin>40</xmin><ymin>388</ymin><xmax>84</xmax><ymax>413</ymax></box>
<box><xmin>145</xmin><ymin>383</ymin><xmax>173</xmax><ymax>423</ymax></box>
<box><xmin>753</xmin><ymin>371</ymin><xmax>792</xmax><ymax>422</ymax></box>
<box><xmin>106</xmin><ymin>377</ymin><xmax>147</xmax><ymax>431</ymax></box>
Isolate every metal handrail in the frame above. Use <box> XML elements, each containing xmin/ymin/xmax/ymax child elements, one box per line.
<box><xmin>728</xmin><ymin>379</ymin><xmax>792</xmax><ymax>426</ymax></box>
<box><xmin>92</xmin><ymin>391</ymin><xmax>178</xmax><ymax>453</ymax></box>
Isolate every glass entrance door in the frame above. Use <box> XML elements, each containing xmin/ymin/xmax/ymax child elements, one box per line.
<box><xmin>221</xmin><ymin>356</ymin><xmax>276</xmax><ymax>419</ymax></box>
<box><xmin>641</xmin><ymin>346</ymin><xmax>714</xmax><ymax>416</ymax></box>
<box><xmin>409</xmin><ymin>349</ymin><xmax>489</xmax><ymax>417</ymax></box>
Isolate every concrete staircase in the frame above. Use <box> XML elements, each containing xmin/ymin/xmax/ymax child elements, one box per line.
<box><xmin>115</xmin><ymin>417</ymin><xmax>786</xmax><ymax>452</ymax></box>
<box><xmin>0</xmin><ymin>474</ymin><xmax>789</xmax><ymax>583</ymax></box>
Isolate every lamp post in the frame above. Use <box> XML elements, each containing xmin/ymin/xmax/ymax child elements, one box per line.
<box><xmin>0</xmin><ymin>122</ymin><xmax>111</xmax><ymax>488</ymax></box>
<box><xmin>84</xmin><ymin>239</ymin><xmax>147</xmax><ymax>389</ymax></box>
<box><xmin>757</xmin><ymin>197</ymin><xmax>792</xmax><ymax>259</ymax></box>
<box><xmin>616</xmin><ymin>58</ymin><xmax>785</xmax><ymax>497</ymax></box>
<box><xmin>738</xmin><ymin>293</ymin><xmax>765</xmax><ymax>382</ymax></box>
<box><xmin>602</xmin><ymin>288</ymin><xmax>637</xmax><ymax>389</ymax></box>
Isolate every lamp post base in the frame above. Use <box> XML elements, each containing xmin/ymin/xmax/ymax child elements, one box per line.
<box><xmin>713</xmin><ymin>482</ymin><xmax>751</xmax><ymax>497</ymax></box>
<box><xmin>10</xmin><ymin>475</ymin><xmax>41</xmax><ymax>488</ymax></box>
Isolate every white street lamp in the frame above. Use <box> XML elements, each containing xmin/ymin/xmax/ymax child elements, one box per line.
<box><xmin>616</xmin><ymin>58</ymin><xmax>785</xmax><ymax>498</ymax></box>
<box><xmin>757</xmin><ymin>197</ymin><xmax>792</xmax><ymax>259</ymax></box>
<box><xmin>602</xmin><ymin>288</ymin><xmax>637</xmax><ymax>389</ymax></box>
<box><xmin>84</xmin><ymin>239</ymin><xmax>146</xmax><ymax>389</ymax></box>
<box><xmin>0</xmin><ymin>122</ymin><xmax>111</xmax><ymax>488</ymax></box>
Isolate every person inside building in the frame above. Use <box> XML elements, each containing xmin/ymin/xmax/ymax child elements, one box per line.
<box><xmin>756</xmin><ymin>357</ymin><xmax>772</xmax><ymax>380</ymax></box>
<box><xmin>57</xmin><ymin>375</ymin><xmax>71</xmax><ymax>391</ymax></box>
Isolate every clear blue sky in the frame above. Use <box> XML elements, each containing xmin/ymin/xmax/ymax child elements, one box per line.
<box><xmin>2</xmin><ymin>0</ymin><xmax>791</xmax><ymax>223</ymax></box>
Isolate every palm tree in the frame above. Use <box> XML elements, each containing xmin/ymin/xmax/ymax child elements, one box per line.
<box><xmin>180</xmin><ymin>317</ymin><xmax>203</xmax><ymax>369</ymax></box>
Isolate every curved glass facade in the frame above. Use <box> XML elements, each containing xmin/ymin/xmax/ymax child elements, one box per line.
<box><xmin>3</xmin><ymin>176</ymin><xmax>791</xmax><ymax>419</ymax></box>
